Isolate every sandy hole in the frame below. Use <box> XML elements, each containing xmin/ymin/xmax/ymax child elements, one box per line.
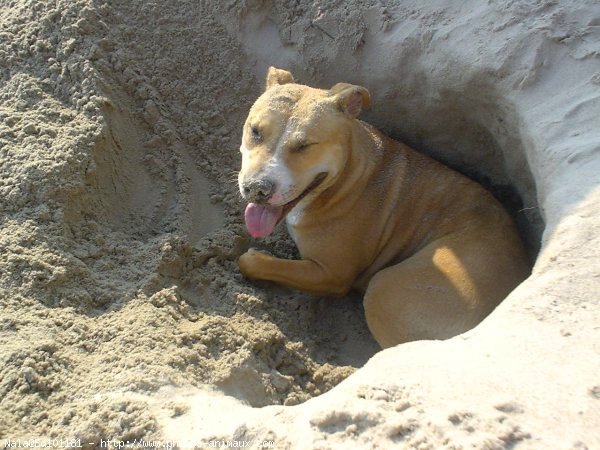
<box><xmin>64</xmin><ymin>11</ymin><xmax>541</xmax><ymax>410</ymax></box>
<box><xmin>80</xmin><ymin>83</ymin><xmax>540</xmax><ymax>409</ymax></box>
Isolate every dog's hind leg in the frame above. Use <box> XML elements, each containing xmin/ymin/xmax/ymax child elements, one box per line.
<box><xmin>363</xmin><ymin>234</ymin><xmax>527</xmax><ymax>348</ymax></box>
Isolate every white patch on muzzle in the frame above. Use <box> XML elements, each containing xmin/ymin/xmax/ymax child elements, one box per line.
<box><xmin>238</xmin><ymin>138</ymin><xmax>296</xmax><ymax>206</ymax></box>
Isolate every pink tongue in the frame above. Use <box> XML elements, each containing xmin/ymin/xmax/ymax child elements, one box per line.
<box><xmin>244</xmin><ymin>203</ymin><xmax>284</xmax><ymax>238</ymax></box>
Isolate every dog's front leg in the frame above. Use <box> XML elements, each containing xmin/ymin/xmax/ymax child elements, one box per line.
<box><xmin>239</xmin><ymin>249</ymin><xmax>351</xmax><ymax>297</ymax></box>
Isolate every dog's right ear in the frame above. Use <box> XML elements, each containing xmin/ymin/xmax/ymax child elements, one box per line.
<box><xmin>265</xmin><ymin>67</ymin><xmax>295</xmax><ymax>90</ymax></box>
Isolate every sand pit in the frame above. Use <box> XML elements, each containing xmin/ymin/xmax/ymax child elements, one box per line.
<box><xmin>1</xmin><ymin>0</ymin><xmax>599</xmax><ymax>448</ymax></box>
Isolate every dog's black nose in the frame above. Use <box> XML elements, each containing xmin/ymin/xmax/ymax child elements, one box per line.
<box><xmin>242</xmin><ymin>178</ymin><xmax>276</xmax><ymax>204</ymax></box>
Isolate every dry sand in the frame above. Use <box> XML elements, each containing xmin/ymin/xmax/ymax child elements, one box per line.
<box><xmin>1</xmin><ymin>0</ymin><xmax>599</xmax><ymax>448</ymax></box>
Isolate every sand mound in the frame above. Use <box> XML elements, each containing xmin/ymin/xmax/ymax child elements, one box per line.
<box><xmin>1</xmin><ymin>0</ymin><xmax>599</xmax><ymax>448</ymax></box>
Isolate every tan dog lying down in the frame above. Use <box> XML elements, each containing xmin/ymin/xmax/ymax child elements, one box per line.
<box><xmin>238</xmin><ymin>67</ymin><xmax>529</xmax><ymax>348</ymax></box>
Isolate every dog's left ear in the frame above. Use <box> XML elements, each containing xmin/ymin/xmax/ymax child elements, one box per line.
<box><xmin>329</xmin><ymin>83</ymin><xmax>371</xmax><ymax>118</ymax></box>
<box><xmin>265</xmin><ymin>67</ymin><xmax>295</xmax><ymax>90</ymax></box>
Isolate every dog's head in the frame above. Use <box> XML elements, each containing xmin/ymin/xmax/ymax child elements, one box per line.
<box><xmin>239</xmin><ymin>67</ymin><xmax>371</xmax><ymax>238</ymax></box>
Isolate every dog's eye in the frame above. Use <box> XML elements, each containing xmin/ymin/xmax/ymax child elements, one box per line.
<box><xmin>250</xmin><ymin>125</ymin><xmax>261</xmax><ymax>142</ymax></box>
<box><xmin>293</xmin><ymin>142</ymin><xmax>315</xmax><ymax>152</ymax></box>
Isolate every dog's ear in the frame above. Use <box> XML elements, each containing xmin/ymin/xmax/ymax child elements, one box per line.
<box><xmin>265</xmin><ymin>67</ymin><xmax>295</xmax><ymax>90</ymax></box>
<box><xmin>329</xmin><ymin>83</ymin><xmax>371</xmax><ymax>118</ymax></box>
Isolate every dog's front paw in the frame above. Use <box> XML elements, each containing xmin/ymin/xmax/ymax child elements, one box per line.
<box><xmin>238</xmin><ymin>248</ymin><xmax>270</xmax><ymax>279</ymax></box>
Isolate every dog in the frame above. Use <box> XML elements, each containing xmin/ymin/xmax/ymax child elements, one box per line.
<box><xmin>237</xmin><ymin>67</ymin><xmax>529</xmax><ymax>348</ymax></box>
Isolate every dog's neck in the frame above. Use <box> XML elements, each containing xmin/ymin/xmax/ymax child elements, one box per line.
<box><xmin>339</xmin><ymin>119</ymin><xmax>382</xmax><ymax>188</ymax></box>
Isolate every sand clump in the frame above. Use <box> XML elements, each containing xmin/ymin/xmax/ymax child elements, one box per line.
<box><xmin>1</xmin><ymin>0</ymin><xmax>600</xmax><ymax>448</ymax></box>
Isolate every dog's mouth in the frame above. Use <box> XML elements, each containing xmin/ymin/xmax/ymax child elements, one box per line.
<box><xmin>244</xmin><ymin>172</ymin><xmax>328</xmax><ymax>238</ymax></box>
<box><xmin>281</xmin><ymin>172</ymin><xmax>328</xmax><ymax>217</ymax></box>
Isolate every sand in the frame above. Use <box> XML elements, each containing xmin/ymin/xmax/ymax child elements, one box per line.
<box><xmin>1</xmin><ymin>0</ymin><xmax>599</xmax><ymax>448</ymax></box>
